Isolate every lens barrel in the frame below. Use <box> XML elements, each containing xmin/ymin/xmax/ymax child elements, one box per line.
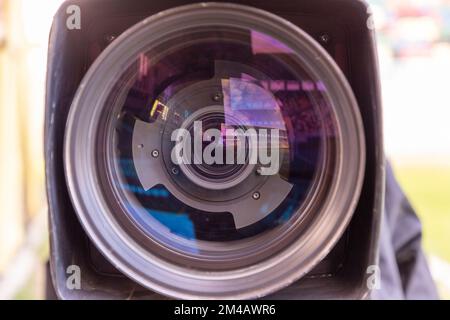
<box><xmin>64</xmin><ymin>3</ymin><xmax>365</xmax><ymax>299</ymax></box>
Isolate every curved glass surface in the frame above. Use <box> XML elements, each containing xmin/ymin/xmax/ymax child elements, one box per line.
<box><xmin>96</xmin><ymin>25</ymin><xmax>340</xmax><ymax>269</ymax></box>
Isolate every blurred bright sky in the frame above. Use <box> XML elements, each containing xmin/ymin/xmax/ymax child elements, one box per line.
<box><xmin>370</xmin><ymin>0</ymin><xmax>450</xmax><ymax>163</ymax></box>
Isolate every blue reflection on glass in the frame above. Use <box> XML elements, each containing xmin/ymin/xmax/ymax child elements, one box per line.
<box><xmin>148</xmin><ymin>210</ymin><xmax>195</xmax><ymax>240</ymax></box>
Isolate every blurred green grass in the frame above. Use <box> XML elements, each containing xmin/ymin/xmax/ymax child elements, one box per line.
<box><xmin>394</xmin><ymin>164</ymin><xmax>450</xmax><ymax>299</ymax></box>
<box><xmin>394</xmin><ymin>165</ymin><xmax>450</xmax><ymax>262</ymax></box>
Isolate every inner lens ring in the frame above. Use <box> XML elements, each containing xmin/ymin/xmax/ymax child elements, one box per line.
<box><xmin>176</xmin><ymin>106</ymin><xmax>255</xmax><ymax>190</ymax></box>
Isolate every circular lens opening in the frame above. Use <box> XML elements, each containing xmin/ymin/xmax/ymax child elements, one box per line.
<box><xmin>65</xmin><ymin>3</ymin><xmax>365</xmax><ymax>299</ymax></box>
<box><xmin>100</xmin><ymin>24</ymin><xmax>337</xmax><ymax>268</ymax></box>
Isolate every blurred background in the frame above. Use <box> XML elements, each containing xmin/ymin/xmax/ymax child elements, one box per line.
<box><xmin>0</xmin><ymin>0</ymin><xmax>449</xmax><ymax>299</ymax></box>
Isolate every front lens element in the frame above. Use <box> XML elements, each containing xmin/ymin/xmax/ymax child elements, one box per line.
<box><xmin>65</xmin><ymin>3</ymin><xmax>365</xmax><ymax>299</ymax></box>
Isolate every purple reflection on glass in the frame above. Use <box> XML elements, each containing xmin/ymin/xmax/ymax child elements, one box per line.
<box><xmin>222</xmin><ymin>78</ymin><xmax>285</xmax><ymax>130</ymax></box>
<box><xmin>251</xmin><ymin>31</ymin><xmax>293</xmax><ymax>54</ymax></box>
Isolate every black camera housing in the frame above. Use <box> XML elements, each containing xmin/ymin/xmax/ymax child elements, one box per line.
<box><xmin>45</xmin><ymin>0</ymin><xmax>384</xmax><ymax>299</ymax></box>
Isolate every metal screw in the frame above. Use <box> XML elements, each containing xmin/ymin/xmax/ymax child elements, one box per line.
<box><xmin>151</xmin><ymin>149</ymin><xmax>160</xmax><ymax>158</ymax></box>
<box><xmin>319</xmin><ymin>33</ymin><xmax>331</xmax><ymax>45</ymax></box>
<box><xmin>212</xmin><ymin>93</ymin><xmax>222</xmax><ymax>102</ymax></box>
<box><xmin>252</xmin><ymin>192</ymin><xmax>261</xmax><ymax>200</ymax></box>
<box><xmin>171</xmin><ymin>167</ymin><xmax>180</xmax><ymax>175</ymax></box>
<box><xmin>105</xmin><ymin>35</ymin><xmax>116</xmax><ymax>43</ymax></box>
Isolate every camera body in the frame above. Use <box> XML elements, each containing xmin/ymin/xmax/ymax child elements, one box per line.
<box><xmin>46</xmin><ymin>0</ymin><xmax>384</xmax><ymax>299</ymax></box>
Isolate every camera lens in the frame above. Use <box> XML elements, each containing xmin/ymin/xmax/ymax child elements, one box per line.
<box><xmin>64</xmin><ymin>3</ymin><xmax>365</xmax><ymax>299</ymax></box>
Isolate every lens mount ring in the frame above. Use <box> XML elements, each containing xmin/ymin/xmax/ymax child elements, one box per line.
<box><xmin>175</xmin><ymin>105</ymin><xmax>256</xmax><ymax>191</ymax></box>
<box><xmin>64</xmin><ymin>3</ymin><xmax>365</xmax><ymax>299</ymax></box>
